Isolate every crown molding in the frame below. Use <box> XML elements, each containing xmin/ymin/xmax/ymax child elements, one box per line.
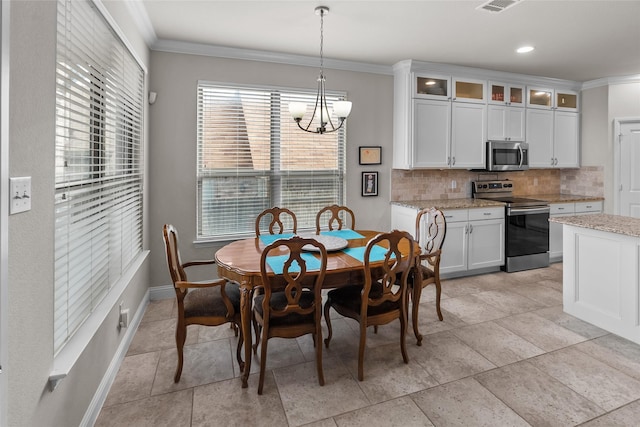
<box><xmin>123</xmin><ymin>0</ymin><xmax>157</xmax><ymax>47</ymax></box>
<box><xmin>582</xmin><ymin>74</ymin><xmax>640</xmax><ymax>90</ymax></box>
<box><xmin>151</xmin><ymin>39</ymin><xmax>393</xmax><ymax>76</ymax></box>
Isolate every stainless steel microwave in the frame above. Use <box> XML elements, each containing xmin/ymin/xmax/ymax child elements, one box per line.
<box><xmin>486</xmin><ymin>141</ymin><xmax>529</xmax><ymax>171</ymax></box>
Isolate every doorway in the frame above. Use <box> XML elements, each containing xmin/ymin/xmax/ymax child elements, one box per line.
<box><xmin>614</xmin><ymin>119</ymin><xmax>640</xmax><ymax>218</ymax></box>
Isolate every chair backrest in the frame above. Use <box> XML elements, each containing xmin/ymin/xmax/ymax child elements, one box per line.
<box><xmin>362</xmin><ymin>230</ymin><xmax>415</xmax><ymax>311</ymax></box>
<box><xmin>415</xmin><ymin>207</ymin><xmax>447</xmax><ymax>259</ymax></box>
<box><xmin>163</xmin><ymin>224</ymin><xmax>186</xmax><ymax>286</ymax></box>
<box><xmin>255</xmin><ymin>207</ymin><xmax>298</xmax><ymax>236</ymax></box>
<box><xmin>259</xmin><ymin>236</ymin><xmax>328</xmax><ymax>320</ymax></box>
<box><xmin>315</xmin><ymin>204</ymin><xmax>356</xmax><ymax>233</ymax></box>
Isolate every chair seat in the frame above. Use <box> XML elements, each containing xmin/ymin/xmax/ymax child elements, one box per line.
<box><xmin>327</xmin><ymin>284</ymin><xmax>400</xmax><ymax>316</ymax></box>
<box><xmin>184</xmin><ymin>281</ymin><xmax>241</xmax><ymax>318</ymax></box>
<box><xmin>254</xmin><ymin>291</ymin><xmax>315</xmax><ymax>326</ymax></box>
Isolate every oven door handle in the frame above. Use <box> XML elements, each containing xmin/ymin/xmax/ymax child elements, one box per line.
<box><xmin>507</xmin><ymin>206</ymin><xmax>550</xmax><ymax>216</ymax></box>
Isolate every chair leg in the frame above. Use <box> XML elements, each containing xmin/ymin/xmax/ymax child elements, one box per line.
<box><xmin>400</xmin><ymin>306</ymin><xmax>409</xmax><ymax>364</ymax></box>
<box><xmin>412</xmin><ymin>283</ymin><xmax>424</xmax><ymax>346</ymax></box>
<box><xmin>435</xmin><ymin>278</ymin><xmax>443</xmax><ymax>321</ymax></box>
<box><xmin>235</xmin><ymin>323</ymin><xmax>245</xmax><ymax>372</ymax></box>
<box><xmin>174</xmin><ymin>320</ymin><xmax>186</xmax><ymax>383</ymax></box>
<box><xmin>323</xmin><ymin>300</ymin><xmax>333</xmax><ymax>348</ymax></box>
<box><xmin>315</xmin><ymin>327</ymin><xmax>325</xmax><ymax>386</ymax></box>
<box><xmin>257</xmin><ymin>325</ymin><xmax>269</xmax><ymax>395</ymax></box>
<box><xmin>252</xmin><ymin>314</ymin><xmax>261</xmax><ymax>354</ymax></box>
<box><xmin>357</xmin><ymin>321</ymin><xmax>367</xmax><ymax>381</ymax></box>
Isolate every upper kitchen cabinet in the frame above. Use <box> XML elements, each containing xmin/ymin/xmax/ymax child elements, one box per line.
<box><xmin>392</xmin><ymin>60</ymin><xmax>581</xmax><ymax>170</ymax></box>
<box><xmin>527</xmin><ymin>87</ymin><xmax>579</xmax><ymax>112</ymax></box>
<box><xmin>489</xmin><ymin>82</ymin><xmax>524</xmax><ymax>106</ymax></box>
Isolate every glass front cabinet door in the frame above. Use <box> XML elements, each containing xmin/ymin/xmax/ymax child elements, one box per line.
<box><xmin>489</xmin><ymin>82</ymin><xmax>524</xmax><ymax>106</ymax></box>
<box><xmin>556</xmin><ymin>91</ymin><xmax>579</xmax><ymax>111</ymax></box>
<box><xmin>527</xmin><ymin>87</ymin><xmax>554</xmax><ymax>109</ymax></box>
<box><xmin>414</xmin><ymin>75</ymin><xmax>450</xmax><ymax>100</ymax></box>
<box><xmin>452</xmin><ymin>78</ymin><xmax>485</xmax><ymax>103</ymax></box>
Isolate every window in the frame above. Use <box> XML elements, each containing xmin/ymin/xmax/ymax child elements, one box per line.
<box><xmin>197</xmin><ymin>82</ymin><xmax>347</xmax><ymax>240</ymax></box>
<box><xmin>54</xmin><ymin>0</ymin><xmax>144</xmax><ymax>355</ymax></box>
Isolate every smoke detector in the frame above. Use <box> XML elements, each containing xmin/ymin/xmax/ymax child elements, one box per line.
<box><xmin>477</xmin><ymin>0</ymin><xmax>522</xmax><ymax>13</ymax></box>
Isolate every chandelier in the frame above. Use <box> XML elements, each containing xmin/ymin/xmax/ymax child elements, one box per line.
<box><xmin>288</xmin><ymin>6</ymin><xmax>352</xmax><ymax>134</ymax></box>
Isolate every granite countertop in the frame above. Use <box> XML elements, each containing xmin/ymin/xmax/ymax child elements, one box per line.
<box><xmin>550</xmin><ymin>213</ymin><xmax>640</xmax><ymax>238</ymax></box>
<box><xmin>529</xmin><ymin>194</ymin><xmax>604</xmax><ymax>204</ymax></box>
<box><xmin>391</xmin><ymin>198</ymin><xmax>505</xmax><ymax>210</ymax></box>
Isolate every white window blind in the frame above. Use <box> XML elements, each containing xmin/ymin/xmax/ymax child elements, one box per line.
<box><xmin>54</xmin><ymin>0</ymin><xmax>144</xmax><ymax>355</ymax></box>
<box><xmin>197</xmin><ymin>82</ymin><xmax>347</xmax><ymax>240</ymax></box>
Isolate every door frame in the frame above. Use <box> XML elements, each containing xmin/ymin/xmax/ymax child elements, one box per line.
<box><xmin>0</xmin><ymin>1</ymin><xmax>9</xmax><ymax>424</ymax></box>
<box><xmin>613</xmin><ymin>117</ymin><xmax>640</xmax><ymax>215</ymax></box>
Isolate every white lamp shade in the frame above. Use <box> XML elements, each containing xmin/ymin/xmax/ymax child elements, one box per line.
<box><xmin>332</xmin><ymin>101</ymin><xmax>352</xmax><ymax>119</ymax></box>
<box><xmin>289</xmin><ymin>102</ymin><xmax>307</xmax><ymax>120</ymax></box>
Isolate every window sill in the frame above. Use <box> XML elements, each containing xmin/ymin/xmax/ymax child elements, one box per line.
<box><xmin>48</xmin><ymin>250</ymin><xmax>149</xmax><ymax>391</ymax></box>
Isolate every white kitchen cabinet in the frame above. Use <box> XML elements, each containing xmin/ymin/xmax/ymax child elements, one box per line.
<box><xmin>527</xmin><ymin>87</ymin><xmax>579</xmax><ymax>112</ymax></box>
<box><xmin>488</xmin><ymin>82</ymin><xmax>524</xmax><ymax>106</ymax></box>
<box><xmin>527</xmin><ymin>109</ymin><xmax>579</xmax><ymax>168</ymax></box>
<box><xmin>487</xmin><ymin>104</ymin><xmax>525</xmax><ymax>142</ymax></box>
<box><xmin>440</xmin><ymin>207</ymin><xmax>505</xmax><ymax>276</ymax></box>
<box><xmin>549</xmin><ymin>200</ymin><xmax>603</xmax><ymax>262</ymax></box>
<box><xmin>412</xmin><ymin>99</ymin><xmax>485</xmax><ymax>169</ymax></box>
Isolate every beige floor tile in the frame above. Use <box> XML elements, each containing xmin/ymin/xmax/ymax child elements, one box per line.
<box><xmin>505</xmin><ymin>267</ymin><xmax>560</xmax><ymax>284</ymax></box>
<box><xmin>509</xmin><ymin>283</ymin><xmax>563</xmax><ymax>306</ymax></box>
<box><xmin>409</xmin><ymin>331</ymin><xmax>495</xmax><ymax>384</ymax></box>
<box><xmin>535</xmin><ymin>278</ymin><xmax>563</xmax><ymax>291</ymax></box>
<box><xmin>298</xmin><ymin>317</ymin><xmax>360</xmax><ymax>362</ymax></box>
<box><xmin>253</xmin><ymin>335</ymin><xmax>308</xmax><ymax>373</ymax></box>
<box><xmin>440</xmin><ymin>276</ymin><xmax>497</xmax><ymax>298</ymax></box>
<box><xmin>192</xmin><ymin>373</ymin><xmax>288</xmax><ymax>426</ymax></box>
<box><xmin>476</xmin><ymin>361</ymin><xmax>604</xmax><ymax>426</ymax></box>
<box><xmin>127</xmin><ymin>318</ymin><xmax>198</xmax><ymax>355</ymax></box>
<box><xmin>103</xmin><ymin>351</ymin><xmax>160</xmax><ymax>407</ymax></box>
<box><xmin>416</xmin><ymin>284</ymin><xmax>450</xmax><ymax>304</ymax></box>
<box><xmin>440</xmin><ymin>294</ymin><xmax>509</xmax><ymax>324</ymax></box>
<box><xmin>339</xmin><ymin>343</ymin><xmax>438</xmax><ymax>403</ymax></box>
<box><xmin>574</xmin><ymin>334</ymin><xmax>640</xmax><ymax>381</ymax></box>
<box><xmin>411</xmin><ymin>377</ymin><xmax>530</xmax><ymax>427</ymax></box>
<box><xmin>141</xmin><ymin>299</ymin><xmax>175</xmax><ymax>323</ymax></box>
<box><xmin>334</xmin><ymin>396</ymin><xmax>434</xmax><ymax>427</ymax></box>
<box><xmin>197</xmin><ymin>322</ymin><xmax>238</xmax><ymax>342</ymax></box>
<box><xmin>472</xmin><ymin>289</ymin><xmax>544</xmax><ymax>315</ymax></box>
<box><xmin>579</xmin><ymin>399</ymin><xmax>640</xmax><ymax>426</ymax></box>
<box><xmin>533</xmin><ymin>306</ymin><xmax>609</xmax><ymax>339</ymax></box>
<box><xmin>411</xmin><ymin>304</ymin><xmax>468</xmax><ymax>340</ymax></box>
<box><xmin>152</xmin><ymin>339</ymin><xmax>235</xmax><ymax>395</ymax></box>
<box><xmin>304</xmin><ymin>418</ymin><xmax>339</xmax><ymax>427</ymax></box>
<box><xmin>530</xmin><ymin>347</ymin><xmax>640</xmax><ymax>411</ymax></box>
<box><xmin>495</xmin><ymin>311</ymin><xmax>587</xmax><ymax>351</ymax></box>
<box><xmin>95</xmin><ymin>389</ymin><xmax>193</xmax><ymax>427</ymax></box>
<box><xmin>274</xmin><ymin>355</ymin><xmax>370</xmax><ymax>426</ymax></box>
<box><xmin>452</xmin><ymin>321</ymin><xmax>544</xmax><ymax>366</ymax></box>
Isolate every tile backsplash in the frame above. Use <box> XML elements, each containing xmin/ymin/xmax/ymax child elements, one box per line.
<box><xmin>391</xmin><ymin>167</ymin><xmax>604</xmax><ymax>201</ymax></box>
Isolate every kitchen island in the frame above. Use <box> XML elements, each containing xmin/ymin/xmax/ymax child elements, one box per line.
<box><xmin>550</xmin><ymin>213</ymin><xmax>640</xmax><ymax>345</ymax></box>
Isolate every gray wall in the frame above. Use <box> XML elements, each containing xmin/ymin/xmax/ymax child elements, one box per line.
<box><xmin>581</xmin><ymin>82</ymin><xmax>640</xmax><ymax>213</ymax></box>
<box><xmin>7</xmin><ymin>1</ymin><xmax>150</xmax><ymax>426</ymax></box>
<box><xmin>148</xmin><ymin>51</ymin><xmax>394</xmax><ymax>286</ymax></box>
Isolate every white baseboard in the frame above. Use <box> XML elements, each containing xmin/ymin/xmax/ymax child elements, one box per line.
<box><xmin>80</xmin><ymin>290</ymin><xmax>150</xmax><ymax>427</ymax></box>
<box><xmin>149</xmin><ymin>284</ymin><xmax>174</xmax><ymax>301</ymax></box>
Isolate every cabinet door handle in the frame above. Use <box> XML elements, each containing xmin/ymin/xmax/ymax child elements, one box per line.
<box><xmin>452</xmin><ymin>156</ymin><xmax>456</xmax><ymax>165</ymax></box>
<box><xmin>558</xmin><ymin>207</ymin><xmax>565</xmax><ymax>210</ymax></box>
<box><xmin>483</xmin><ymin>212</ymin><xmax>491</xmax><ymax>216</ymax></box>
<box><xmin>469</xmin><ymin>224</ymin><xmax>473</xmax><ymax>233</ymax></box>
<box><xmin>551</xmin><ymin>158</ymin><xmax>555</xmax><ymax>166</ymax></box>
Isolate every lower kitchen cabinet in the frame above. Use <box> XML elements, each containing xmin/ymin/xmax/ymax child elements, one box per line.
<box><xmin>392</xmin><ymin>204</ymin><xmax>505</xmax><ymax>277</ymax></box>
<box><xmin>549</xmin><ymin>200</ymin><xmax>603</xmax><ymax>262</ymax></box>
<box><xmin>440</xmin><ymin>207</ymin><xmax>505</xmax><ymax>276</ymax></box>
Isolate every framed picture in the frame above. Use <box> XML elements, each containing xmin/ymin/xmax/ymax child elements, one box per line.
<box><xmin>359</xmin><ymin>146</ymin><xmax>382</xmax><ymax>165</ymax></box>
<box><xmin>362</xmin><ymin>171</ymin><xmax>378</xmax><ymax>197</ymax></box>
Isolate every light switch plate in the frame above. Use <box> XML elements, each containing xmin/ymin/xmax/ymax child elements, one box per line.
<box><xmin>10</xmin><ymin>176</ymin><xmax>31</xmax><ymax>214</ymax></box>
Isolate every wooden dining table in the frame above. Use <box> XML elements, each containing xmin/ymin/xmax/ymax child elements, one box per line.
<box><xmin>215</xmin><ymin>229</ymin><xmax>418</xmax><ymax>388</ymax></box>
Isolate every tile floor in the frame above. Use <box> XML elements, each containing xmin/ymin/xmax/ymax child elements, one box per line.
<box><xmin>96</xmin><ymin>263</ymin><xmax>640</xmax><ymax>426</ymax></box>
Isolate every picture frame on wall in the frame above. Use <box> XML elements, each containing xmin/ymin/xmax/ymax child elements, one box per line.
<box><xmin>362</xmin><ymin>171</ymin><xmax>378</xmax><ymax>197</ymax></box>
<box><xmin>359</xmin><ymin>146</ymin><xmax>382</xmax><ymax>165</ymax></box>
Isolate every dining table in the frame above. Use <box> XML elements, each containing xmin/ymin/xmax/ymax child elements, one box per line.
<box><xmin>215</xmin><ymin>229</ymin><xmax>418</xmax><ymax>388</ymax></box>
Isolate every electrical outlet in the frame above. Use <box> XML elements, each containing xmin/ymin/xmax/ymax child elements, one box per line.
<box><xmin>533</xmin><ymin>178</ymin><xmax>539</xmax><ymax>186</ymax></box>
<box><xmin>451</xmin><ymin>180</ymin><xmax>457</xmax><ymax>189</ymax></box>
<box><xmin>119</xmin><ymin>301</ymin><xmax>130</xmax><ymax>328</ymax></box>
<box><xmin>10</xmin><ymin>176</ymin><xmax>31</xmax><ymax>214</ymax></box>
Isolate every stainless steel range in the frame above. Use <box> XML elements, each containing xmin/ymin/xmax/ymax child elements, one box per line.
<box><xmin>472</xmin><ymin>180</ymin><xmax>550</xmax><ymax>272</ymax></box>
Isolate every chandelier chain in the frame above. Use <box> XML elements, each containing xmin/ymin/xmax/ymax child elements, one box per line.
<box><xmin>319</xmin><ymin>8</ymin><xmax>324</xmax><ymax>77</ymax></box>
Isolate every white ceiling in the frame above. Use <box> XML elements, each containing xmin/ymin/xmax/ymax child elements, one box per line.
<box><xmin>138</xmin><ymin>0</ymin><xmax>640</xmax><ymax>82</ymax></box>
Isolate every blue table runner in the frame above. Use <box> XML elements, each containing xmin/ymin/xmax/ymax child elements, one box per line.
<box><xmin>265</xmin><ymin>252</ymin><xmax>321</xmax><ymax>274</ymax></box>
<box><xmin>342</xmin><ymin>245</ymin><xmax>395</xmax><ymax>263</ymax></box>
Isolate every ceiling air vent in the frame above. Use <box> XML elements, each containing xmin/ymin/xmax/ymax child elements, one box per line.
<box><xmin>477</xmin><ymin>0</ymin><xmax>522</xmax><ymax>13</ymax></box>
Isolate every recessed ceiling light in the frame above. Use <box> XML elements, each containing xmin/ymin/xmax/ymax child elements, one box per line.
<box><xmin>516</xmin><ymin>46</ymin><xmax>535</xmax><ymax>54</ymax></box>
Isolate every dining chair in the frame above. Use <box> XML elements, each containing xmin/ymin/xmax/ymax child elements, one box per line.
<box><xmin>162</xmin><ymin>224</ymin><xmax>243</xmax><ymax>382</ymax></box>
<box><xmin>315</xmin><ymin>204</ymin><xmax>356</xmax><ymax>233</ymax></box>
<box><xmin>255</xmin><ymin>207</ymin><xmax>297</xmax><ymax>236</ymax></box>
<box><xmin>323</xmin><ymin>229</ymin><xmax>415</xmax><ymax>381</ymax></box>
<box><xmin>254</xmin><ymin>236</ymin><xmax>328</xmax><ymax>394</ymax></box>
<box><xmin>410</xmin><ymin>207</ymin><xmax>447</xmax><ymax>346</ymax></box>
